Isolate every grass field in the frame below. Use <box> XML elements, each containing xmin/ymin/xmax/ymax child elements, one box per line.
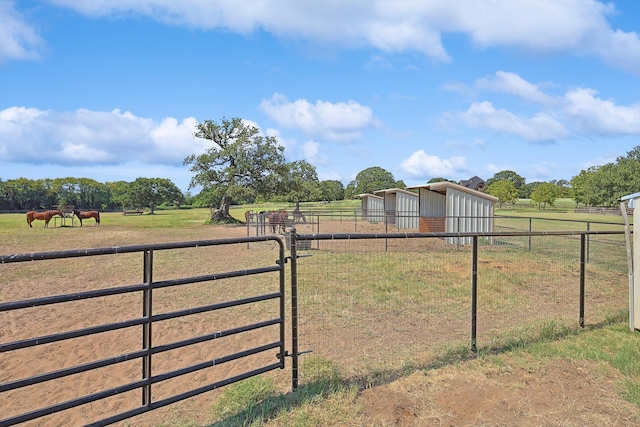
<box><xmin>1</xmin><ymin>205</ymin><xmax>638</xmax><ymax>426</ymax></box>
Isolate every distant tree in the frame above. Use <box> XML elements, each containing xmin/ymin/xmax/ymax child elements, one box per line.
<box><xmin>0</xmin><ymin>179</ymin><xmax>8</xmax><ymax>210</ymax></box>
<box><xmin>50</xmin><ymin>177</ymin><xmax>110</xmax><ymax>210</ymax></box>
<box><xmin>184</xmin><ymin>117</ymin><xmax>287</xmax><ymax>222</ymax></box>
<box><xmin>486</xmin><ymin>170</ymin><xmax>527</xmax><ymax>198</ymax></box>
<box><xmin>570</xmin><ymin>145</ymin><xmax>640</xmax><ymax>206</ymax></box>
<box><xmin>486</xmin><ymin>179</ymin><xmax>518</xmax><ymax>207</ymax></box>
<box><xmin>320</xmin><ymin>180</ymin><xmax>345</xmax><ymax>201</ymax></box>
<box><xmin>549</xmin><ymin>179</ymin><xmax>572</xmax><ymax>198</ymax></box>
<box><xmin>278</xmin><ymin>160</ymin><xmax>321</xmax><ymax>203</ymax></box>
<box><xmin>345</xmin><ymin>166</ymin><xmax>402</xmax><ymax>198</ymax></box>
<box><xmin>191</xmin><ymin>185</ymin><xmax>224</xmax><ymax>209</ymax></box>
<box><xmin>107</xmin><ymin>181</ymin><xmax>132</xmax><ymax>209</ymax></box>
<box><xmin>522</xmin><ymin>181</ymin><xmax>542</xmax><ymax>199</ymax></box>
<box><xmin>530</xmin><ymin>182</ymin><xmax>561</xmax><ymax>209</ymax></box>
<box><xmin>1</xmin><ymin>178</ymin><xmax>51</xmax><ymax>210</ymax></box>
<box><xmin>127</xmin><ymin>177</ymin><xmax>184</xmax><ymax>214</ymax></box>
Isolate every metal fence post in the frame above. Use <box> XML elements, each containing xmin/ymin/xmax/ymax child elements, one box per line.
<box><xmin>471</xmin><ymin>236</ymin><xmax>478</xmax><ymax>353</ymax></box>
<box><xmin>290</xmin><ymin>229</ymin><xmax>299</xmax><ymax>392</ymax></box>
<box><xmin>580</xmin><ymin>234</ymin><xmax>586</xmax><ymax>328</ymax></box>
<box><xmin>586</xmin><ymin>222</ymin><xmax>591</xmax><ymax>263</ymax></box>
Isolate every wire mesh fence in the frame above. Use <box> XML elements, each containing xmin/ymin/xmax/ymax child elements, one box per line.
<box><xmin>292</xmin><ymin>228</ymin><xmax>629</xmax><ymax>387</ymax></box>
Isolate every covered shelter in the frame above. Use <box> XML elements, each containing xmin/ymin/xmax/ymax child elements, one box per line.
<box><xmin>355</xmin><ymin>193</ymin><xmax>384</xmax><ymax>223</ymax></box>
<box><xmin>374</xmin><ymin>188</ymin><xmax>419</xmax><ymax>229</ymax></box>
<box><xmin>405</xmin><ymin>181</ymin><xmax>498</xmax><ymax>244</ymax></box>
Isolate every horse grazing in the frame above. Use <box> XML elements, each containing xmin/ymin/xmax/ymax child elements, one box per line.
<box><xmin>26</xmin><ymin>210</ymin><xmax>63</xmax><ymax>228</ymax></box>
<box><xmin>293</xmin><ymin>209</ymin><xmax>306</xmax><ymax>223</ymax></box>
<box><xmin>268</xmin><ymin>210</ymin><xmax>288</xmax><ymax>234</ymax></box>
<box><xmin>73</xmin><ymin>209</ymin><xmax>100</xmax><ymax>227</ymax></box>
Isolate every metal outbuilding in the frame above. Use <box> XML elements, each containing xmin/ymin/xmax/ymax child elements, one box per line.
<box><xmin>405</xmin><ymin>181</ymin><xmax>499</xmax><ymax>244</ymax></box>
<box><xmin>355</xmin><ymin>193</ymin><xmax>384</xmax><ymax>223</ymax></box>
<box><xmin>374</xmin><ymin>188</ymin><xmax>419</xmax><ymax>229</ymax></box>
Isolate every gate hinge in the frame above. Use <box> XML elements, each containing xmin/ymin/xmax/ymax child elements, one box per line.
<box><xmin>278</xmin><ymin>349</ymin><xmax>313</xmax><ymax>359</ymax></box>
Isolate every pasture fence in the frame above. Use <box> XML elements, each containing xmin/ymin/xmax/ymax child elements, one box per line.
<box><xmin>287</xmin><ymin>228</ymin><xmax>629</xmax><ymax>388</ymax></box>
<box><xmin>0</xmin><ymin>227</ymin><xmax>631</xmax><ymax>425</ymax></box>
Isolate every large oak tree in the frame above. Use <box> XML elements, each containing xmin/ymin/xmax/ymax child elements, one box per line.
<box><xmin>184</xmin><ymin>117</ymin><xmax>287</xmax><ymax>222</ymax></box>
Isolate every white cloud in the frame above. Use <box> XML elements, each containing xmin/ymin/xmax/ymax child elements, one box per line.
<box><xmin>42</xmin><ymin>0</ymin><xmax>640</xmax><ymax>74</ymax></box>
<box><xmin>561</xmin><ymin>88</ymin><xmax>640</xmax><ymax>135</ymax></box>
<box><xmin>476</xmin><ymin>71</ymin><xmax>556</xmax><ymax>106</ymax></box>
<box><xmin>400</xmin><ymin>150</ymin><xmax>467</xmax><ymax>178</ymax></box>
<box><xmin>259</xmin><ymin>93</ymin><xmax>377</xmax><ymax>141</ymax></box>
<box><xmin>0</xmin><ymin>0</ymin><xmax>45</xmax><ymax>63</ymax></box>
<box><xmin>451</xmin><ymin>101</ymin><xmax>568</xmax><ymax>142</ymax></box>
<box><xmin>447</xmin><ymin>72</ymin><xmax>640</xmax><ymax>142</ymax></box>
<box><xmin>0</xmin><ymin>106</ymin><xmax>202</xmax><ymax>166</ymax></box>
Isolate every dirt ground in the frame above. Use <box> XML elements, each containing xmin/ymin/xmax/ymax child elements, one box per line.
<box><xmin>357</xmin><ymin>355</ymin><xmax>639</xmax><ymax>426</ymax></box>
<box><xmin>1</xmin><ymin>220</ymin><xmax>638</xmax><ymax>426</ymax></box>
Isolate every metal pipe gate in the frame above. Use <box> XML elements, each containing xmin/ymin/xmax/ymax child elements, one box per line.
<box><xmin>0</xmin><ymin>236</ymin><xmax>287</xmax><ymax>426</ymax></box>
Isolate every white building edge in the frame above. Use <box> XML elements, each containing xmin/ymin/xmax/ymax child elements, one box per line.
<box><xmin>620</xmin><ymin>192</ymin><xmax>639</xmax><ymax>332</ymax></box>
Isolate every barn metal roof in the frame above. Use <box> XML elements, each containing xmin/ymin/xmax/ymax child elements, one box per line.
<box><xmin>405</xmin><ymin>181</ymin><xmax>499</xmax><ymax>202</ymax></box>
<box><xmin>373</xmin><ymin>188</ymin><xmax>419</xmax><ymax>197</ymax></box>
<box><xmin>355</xmin><ymin>193</ymin><xmax>383</xmax><ymax>199</ymax></box>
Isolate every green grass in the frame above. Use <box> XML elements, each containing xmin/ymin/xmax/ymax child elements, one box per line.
<box><xmin>201</xmin><ymin>319</ymin><xmax>639</xmax><ymax>426</ymax></box>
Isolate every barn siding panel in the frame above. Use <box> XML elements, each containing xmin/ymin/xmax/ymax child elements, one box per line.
<box><xmin>397</xmin><ymin>192</ymin><xmax>419</xmax><ymax>229</ymax></box>
<box><xmin>445</xmin><ymin>188</ymin><xmax>495</xmax><ymax>245</ymax></box>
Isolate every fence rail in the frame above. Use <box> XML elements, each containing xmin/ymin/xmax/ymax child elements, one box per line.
<box><xmin>574</xmin><ymin>206</ymin><xmax>633</xmax><ymax>215</ymax></box>
<box><xmin>1</xmin><ymin>228</ymin><xmax>631</xmax><ymax>425</ymax></box>
<box><xmin>1</xmin><ymin>236</ymin><xmax>286</xmax><ymax>427</ymax></box>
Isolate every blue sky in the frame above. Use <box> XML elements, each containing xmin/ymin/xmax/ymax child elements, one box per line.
<box><xmin>1</xmin><ymin>0</ymin><xmax>639</xmax><ymax>194</ymax></box>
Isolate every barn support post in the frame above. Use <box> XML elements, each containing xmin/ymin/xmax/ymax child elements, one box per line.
<box><xmin>579</xmin><ymin>235</ymin><xmax>586</xmax><ymax>328</ymax></box>
<box><xmin>471</xmin><ymin>235</ymin><xmax>478</xmax><ymax>353</ymax></box>
<box><xmin>142</xmin><ymin>250</ymin><xmax>153</xmax><ymax>407</ymax></box>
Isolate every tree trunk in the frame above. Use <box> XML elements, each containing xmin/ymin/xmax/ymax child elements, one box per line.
<box><xmin>209</xmin><ymin>196</ymin><xmax>233</xmax><ymax>222</ymax></box>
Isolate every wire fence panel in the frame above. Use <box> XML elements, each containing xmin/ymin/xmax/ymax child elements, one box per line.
<box><xmin>295</xmin><ymin>234</ymin><xmax>472</xmax><ymax>385</ymax></box>
<box><xmin>474</xmin><ymin>234</ymin><xmax>582</xmax><ymax>346</ymax></box>
<box><xmin>292</xmin><ymin>230</ymin><xmax>629</xmax><ymax>388</ymax></box>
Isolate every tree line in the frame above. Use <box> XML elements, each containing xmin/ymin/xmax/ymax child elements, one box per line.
<box><xmin>484</xmin><ymin>146</ymin><xmax>639</xmax><ymax>208</ymax></box>
<box><xmin>0</xmin><ymin>177</ymin><xmax>184</xmax><ymax>213</ymax></box>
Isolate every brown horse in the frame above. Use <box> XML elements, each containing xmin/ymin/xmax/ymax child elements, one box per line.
<box><xmin>26</xmin><ymin>210</ymin><xmax>63</xmax><ymax>228</ymax></box>
<box><xmin>245</xmin><ymin>210</ymin><xmax>254</xmax><ymax>222</ymax></box>
<box><xmin>73</xmin><ymin>209</ymin><xmax>100</xmax><ymax>226</ymax></box>
<box><xmin>268</xmin><ymin>210</ymin><xmax>288</xmax><ymax>233</ymax></box>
